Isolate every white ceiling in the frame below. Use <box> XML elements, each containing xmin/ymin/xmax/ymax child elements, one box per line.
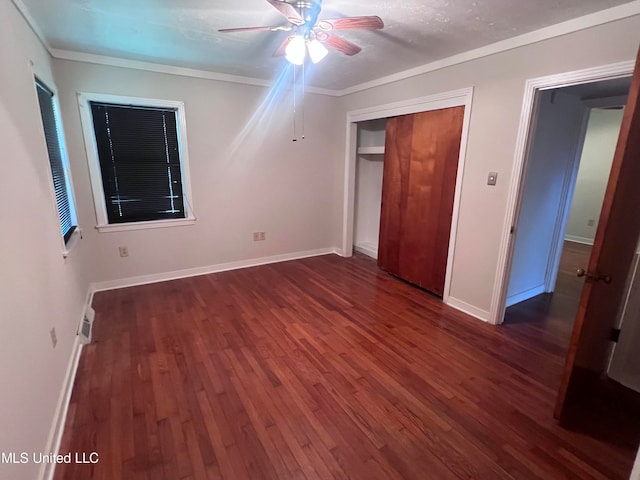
<box><xmin>18</xmin><ymin>0</ymin><xmax>636</xmax><ymax>91</ymax></box>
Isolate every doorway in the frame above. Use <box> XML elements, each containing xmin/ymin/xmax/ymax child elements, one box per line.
<box><xmin>498</xmin><ymin>58</ymin><xmax>640</xmax><ymax>476</ymax></box>
<box><xmin>504</xmin><ymin>80</ymin><xmax>629</xmax><ymax>327</ymax></box>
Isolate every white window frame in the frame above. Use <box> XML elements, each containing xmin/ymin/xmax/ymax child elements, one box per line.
<box><xmin>32</xmin><ymin>70</ymin><xmax>81</xmax><ymax>258</ymax></box>
<box><xmin>77</xmin><ymin>92</ymin><xmax>195</xmax><ymax>233</ymax></box>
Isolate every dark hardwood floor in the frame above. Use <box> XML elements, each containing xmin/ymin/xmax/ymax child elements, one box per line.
<box><xmin>504</xmin><ymin>240</ymin><xmax>640</xmax><ymax>471</ymax></box>
<box><xmin>56</xmin><ymin>250</ymin><xmax>639</xmax><ymax>480</ymax></box>
<box><xmin>504</xmin><ymin>240</ymin><xmax>591</xmax><ymax>328</ymax></box>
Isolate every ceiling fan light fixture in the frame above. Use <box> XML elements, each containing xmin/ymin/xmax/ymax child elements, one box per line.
<box><xmin>285</xmin><ymin>35</ymin><xmax>306</xmax><ymax>65</ymax></box>
<box><xmin>307</xmin><ymin>39</ymin><xmax>328</xmax><ymax>64</ymax></box>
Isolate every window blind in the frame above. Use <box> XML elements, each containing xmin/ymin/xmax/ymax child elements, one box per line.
<box><xmin>89</xmin><ymin>102</ymin><xmax>185</xmax><ymax>224</ymax></box>
<box><xmin>36</xmin><ymin>81</ymin><xmax>76</xmax><ymax>243</ymax></box>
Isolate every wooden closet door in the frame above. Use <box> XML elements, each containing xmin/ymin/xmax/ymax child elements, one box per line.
<box><xmin>378</xmin><ymin>106</ymin><xmax>464</xmax><ymax>296</ymax></box>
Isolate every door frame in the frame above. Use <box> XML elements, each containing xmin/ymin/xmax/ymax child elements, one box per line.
<box><xmin>541</xmin><ymin>107</ymin><xmax>590</xmax><ymax>295</ymax></box>
<box><xmin>504</xmin><ymin>96</ymin><xmax>590</xmax><ymax>308</ymax></box>
<box><xmin>542</xmin><ymin>96</ymin><xmax>629</xmax><ymax>295</ymax></box>
<box><xmin>341</xmin><ymin>87</ymin><xmax>474</xmax><ymax>304</ymax></box>
<box><xmin>490</xmin><ymin>61</ymin><xmax>636</xmax><ymax>325</ymax></box>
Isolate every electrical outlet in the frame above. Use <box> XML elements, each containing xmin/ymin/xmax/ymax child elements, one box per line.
<box><xmin>587</xmin><ymin>219</ymin><xmax>595</xmax><ymax>227</ymax></box>
<box><xmin>259</xmin><ymin>231</ymin><xmax>266</xmax><ymax>241</ymax></box>
<box><xmin>253</xmin><ymin>232</ymin><xmax>260</xmax><ymax>242</ymax></box>
<box><xmin>118</xmin><ymin>246</ymin><xmax>129</xmax><ymax>257</ymax></box>
<box><xmin>50</xmin><ymin>328</ymin><xmax>57</xmax><ymax>348</ymax></box>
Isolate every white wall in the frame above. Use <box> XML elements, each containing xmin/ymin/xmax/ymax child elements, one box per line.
<box><xmin>354</xmin><ymin>156</ymin><xmax>383</xmax><ymax>256</ymax></box>
<box><xmin>631</xmin><ymin>445</ymin><xmax>640</xmax><ymax>480</ymax></box>
<box><xmin>52</xmin><ymin>60</ymin><xmax>344</xmax><ymax>285</ymax></box>
<box><xmin>354</xmin><ymin>119</ymin><xmax>386</xmax><ymax>257</ymax></box>
<box><xmin>340</xmin><ymin>15</ymin><xmax>640</xmax><ymax>316</ymax></box>
<box><xmin>565</xmin><ymin>108</ymin><xmax>624</xmax><ymax>244</ymax></box>
<box><xmin>506</xmin><ymin>91</ymin><xmax>586</xmax><ymax>305</ymax></box>
<box><xmin>609</xmin><ymin>247</ymin><xmax>640</xmax><ymax>392</ymax></box>
<box><xmin>0</xmin><ymin>3</ymin><xmax>91</xmax><ymax>480</ymax></box>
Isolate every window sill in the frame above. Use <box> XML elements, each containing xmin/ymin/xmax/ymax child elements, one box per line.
<box><xmin>96</xmin><ymin>217</ymin><xmax>196</xmax><ymax>233</ymax></box>
<box><xmin>62</xmin><ymin>227</ymin><xmax>83</xmax><ymax>258</ymax></box>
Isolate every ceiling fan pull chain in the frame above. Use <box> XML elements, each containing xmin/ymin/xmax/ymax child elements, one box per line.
<box><xmin>292</xmin><ymin>64</ymin><xmax>297</xmax><ymax>142</ymax></box>
<box><xmin>301</xmin><ymin>60</ymin><xmax>305</xmax><ymax>140</ymax></box>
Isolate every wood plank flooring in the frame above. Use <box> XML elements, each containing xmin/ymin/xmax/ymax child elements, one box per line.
<box><xmin>55</xmin><ymin>252</ymin><xmax>639</xmax><ymax>479</ymax></box>
<box><xmin>504</xmin><ymin>240</ymin><xmax>591</xmax><ymax>332</ymax></box>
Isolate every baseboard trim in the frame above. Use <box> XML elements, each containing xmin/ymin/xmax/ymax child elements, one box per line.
<box><xmin>565</xmin><ymin>235</ymin><xmax>594</xmax><ymax>246</ymax></box>
<box><xmin>354</xmin><ymin>242</ymin><xmax>378</xmax><ymax>259</ymax></box>
<box><xmin>39</xmin><ymin>319</ymin><xmax>86</xmax><ymax>480</ymax></box>
<box><xmin>91</xmin><ymin>248</ymin><xmax>341</xmax><ymax>292</ymax></box>
<box><xmin>332</xmin><ymin>247</ymin><xmax>346</xmax><ymax>257</ymax></box>
<box><xmin>39</xmin><ymin>287</ymin><xmax>94</xmax><ymax>480</ymax></box>
<box><xmin>445</xmin><ymin>297</ymin><xmax>491</xmax><ymax>323</ymax></box>
<box><xmin>506</xmin><ymin>285</ymin><xmax>546</xmax><ymax>308</ymax></box>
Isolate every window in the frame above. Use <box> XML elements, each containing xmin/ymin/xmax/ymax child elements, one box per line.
<box><xmin>78</xmin><ymin>94</ymin><xmax>193</xmax><ymax>232</ymax></box>
<box><xmin>35</xmin><ymin>79</ymin><xmax>78</xmax><ymax>246</ymax></box>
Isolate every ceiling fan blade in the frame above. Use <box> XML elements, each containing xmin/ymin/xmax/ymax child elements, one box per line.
<box><xmin>265</xmin><ymin>0</ymin><xmax>305</xmax><ymax>25</ymax></box>
<box><xmin>218</xmin><ymin>26</ymin><xmax>289</xmax><ymax>33</ymax></box>
<box><xmin>318</xmin><ymin>16</ymin><xmax>384</xmax><ymax>31</ymax></box>
<box><xmin>273</xmin><ymin>35</ymin><xmax>294</xmax><ymax>57</ymax></box>
<box><xmin>319</xmin><ymin>33</ymin><xmax>361</xmax><ymax>56</ymax></box>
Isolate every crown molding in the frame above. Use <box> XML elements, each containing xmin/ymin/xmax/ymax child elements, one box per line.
<box><xmin>12</xmin><ymin>0</ymin><xmax>640</xmax><ymax>98</ymax></box>
<box><xmin>335</xmin><ymin>1</ymin><xmax>640</xmax><ymax>96</ymax></box>
<box><xmin>11</xmin><ymin>0</ymin><xmax>52</xmax><ymax>52</ymax></box>
<box><xmin>10</xmin><ymin>0</ymin><xmax>338</xmax><ymax>96</ymax></box>
<box><xmin>50</xmin><ymin>48</ymin><xmax>340</xmax><ymax>96</ymax></box>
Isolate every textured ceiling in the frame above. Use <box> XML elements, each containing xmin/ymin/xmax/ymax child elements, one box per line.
<box><xmin>19</xmin><ymin>0</ymin><xmax>636</xmax><ymax>90</ymax></box>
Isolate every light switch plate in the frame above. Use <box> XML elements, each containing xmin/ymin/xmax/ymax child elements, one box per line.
<box><xmin>487</xmin><ymin>172</ymin><xmax>498</xmax><ymax>186</ymax></box>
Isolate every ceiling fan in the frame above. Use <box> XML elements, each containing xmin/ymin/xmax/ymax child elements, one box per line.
<box><xmin>218</xmin><ymin>0</ymin><xmax>384</xmax><ymax>65</ymax></box>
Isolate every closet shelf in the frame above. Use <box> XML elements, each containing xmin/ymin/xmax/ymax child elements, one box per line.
<box><xmin>357</xmin><ymin>146</ymin><xmax>385</xmax><ymax>155</ymax></box>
